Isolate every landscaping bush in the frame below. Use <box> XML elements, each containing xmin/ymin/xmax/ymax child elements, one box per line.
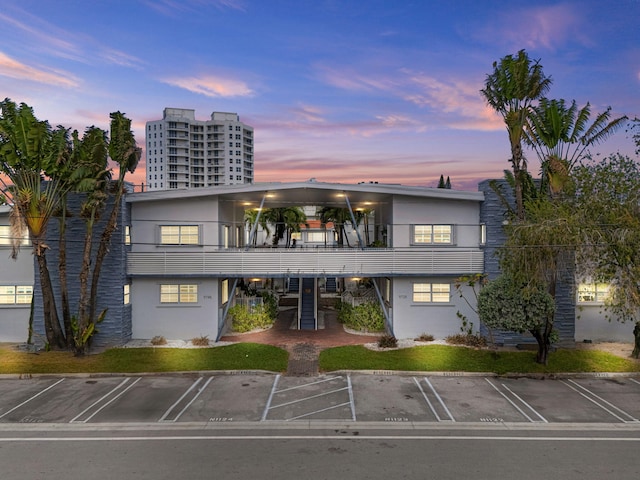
<box><xmin>445</xmin><ymin>333</ymin><xmax>487</xmax><ymax>348</ymax></box>
<box><xmin>377</xmin><ymin>334</ymin><xmax>398</xmax><ymax>348</ymax></box>
<box><xmin>229</xmin><ymin>303</ymin><xmax>275</xmax><ymax>333</ymax></box>
<box><xmin>191</xmin><ymin>335</ymin><xmax>210</xmax><ymax>347</ymax></box>
<box><xmin>336</xmin><ymin>300</ymin><xmax>385</xmax><ymax>332</ymax></box>
<box><xmin>150</xmin><ymin>335</ymin><xmax>167</xmax><ymax>346</ymax></box>
<box><xmin>415</xmin><ymin>333</ymin><xmax>435</xmax><ymax>342</ymax></box>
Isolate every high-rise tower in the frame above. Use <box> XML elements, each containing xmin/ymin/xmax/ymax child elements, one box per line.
<box><xmin>145</xmin><ymin>108</ymin><xmax>254</xmax><ymax>190</ymax></box>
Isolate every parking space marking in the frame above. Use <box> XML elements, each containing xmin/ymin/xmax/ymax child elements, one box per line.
<box><xmin>630</xmin><ymin>378</ymin><xmax>640</xmax><ymax>386</ymax></box>
<box><xmin>262</xmin><ymin>375</ymin><xmax>354</xmax><ymax>421</ymax></box>
<box><xmin>159</xmin><ymin>377</ymin><xmax>214</xmax><ymax>423</ymax></box>
<box><xmin>414</xmin><ymin>378</ymin><xmax>454</xmax><ymax>422</ymax></box>
<box><xmin>70</xmin><ymin>377</ymin><xmax>141</xmax><ymax>423</ymax></box>
<box><xmin>485</xmin><ymin>378</ymin><xmax>548</xmax><ymax>423</ymax></box>
<box><xmin>562</xmin><ymin>380</ymin><xmax>639</xmax><ymax>423</ymax></box>
<box><xmin>0</xmin><ymin>378</ymin><xmax>65</xmax><ymax>420</ymax></box>
<box><xmin>261</xmin><ymin>375</ymin><xmax>281</xmax><ymax>421</ymax></box>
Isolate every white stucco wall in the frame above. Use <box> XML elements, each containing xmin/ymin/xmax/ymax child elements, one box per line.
<box><xmin>131</xmin><ymin>277</ymin><xmax>220</xmax><ymax>340</ymax></box>
<box><xmin>390</xmin><ymin>196</ymin><xmax>481</xmax><ymax>248</ymax></box>
<box><xmin>575</xmin><ymin>305</ymin><xmax>638</xmax><ymax>343</ymax></box>
<box><xmin>391</xmin><ymin>277</ymin><xmax>480</xmax><ymax>340</ymax></box>
<box><xmin>0</xmin><ymin>212</ymin><xmax>34</xmax><ymax>342</ymax></box>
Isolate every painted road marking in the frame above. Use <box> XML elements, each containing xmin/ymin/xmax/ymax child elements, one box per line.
<box><xmin>0</xmin><ymin>378</ymin><xmax>65</xmax><ymax>420</ymax></box>
<box><xmin>262</xmin><ymin>375</ymin><xmax>352</xmax><ymax>421</ymax></box>
<box><xmin>485</xmin><ymin>378</ymin><xmax>548</xmax><ymax>423</ymax></box>
<box><xmin>159</xmin><ymin>377</ymin><xmax>214</xmax><ymax>423</ymax></box>
<box><xmin>414</xmin><ymin>377</ymin><xmax>454</xmax><ymax>422</ymax></box>
<box><xmin>70</xmin><ymin>377</ymin><xmax>142</xmax><ymax>423</ymax></box>
<box><xmin>562</xmin><ymin>379</ymin><xmax>639</xmax><ymax>423</ymax></box>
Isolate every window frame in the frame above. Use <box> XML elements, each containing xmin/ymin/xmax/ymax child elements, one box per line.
<box><xmin>0</xmin><ymin>285</ymin><xmax>33</xmax><ymax>305</ymax></box>
<box><xmin>411</xmin><ymin>224</ymin><xmax>453</xmax><ymax>245</ymax></box>
<box><xmin>577</xmin><ymin>282</ymin><xmax>610</xmax><ymax>303</ymax></box>
<box><xmin>160</xmin><ymin>284</ymin><xmax>199</xmax><ymax>304</ymax></box>
<box><xmin>159</xmin><ymin>225</ymin><xmax>200</xmax><ymax>245</ymax></box>
<box><xmin>412</xmin><ymin>282</ymin><xmax>451</xmax><ymax>303</ymax></box>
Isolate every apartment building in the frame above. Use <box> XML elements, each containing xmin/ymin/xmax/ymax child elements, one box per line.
<box><xmin>145</xmin><ymin>108</ymin><xmax>254</xmax><ymax>191</ymax></box>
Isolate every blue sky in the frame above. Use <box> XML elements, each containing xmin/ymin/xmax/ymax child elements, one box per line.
<box><xmin>1</xmin><ymin>0</ymin><xmax>638</xmax><ymax>190</ymax></box>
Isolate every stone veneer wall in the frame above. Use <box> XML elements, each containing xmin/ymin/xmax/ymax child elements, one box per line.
<box><xmin>478</xmin><ymin>179</ymin><xmax>575</xmax><ymax>346</ymax></box>
<box><xmin>32</xmin><ymin>188</ymin><xmax>131</xmax><ymax>350</ymax></box>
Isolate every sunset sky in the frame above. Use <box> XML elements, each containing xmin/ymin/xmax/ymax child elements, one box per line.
<box><xmin>1</xmin><ymin>0</ymin><xmax>638</xmax><ymax>190</ymax></box>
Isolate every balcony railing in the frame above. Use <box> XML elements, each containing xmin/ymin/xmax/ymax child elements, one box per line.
<box><xmin>127</xmin><ymin>247</ymin><xmax>484</xmax><ymax>277</ymax></box>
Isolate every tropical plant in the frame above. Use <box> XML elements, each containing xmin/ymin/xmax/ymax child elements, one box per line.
<box><xmin>244</xmin><ymin>208</ymin><xmax>270</xmax><ymax>246</ymax></box>
<box><xmin>262</xmin><ymin>206</ymin><xmax>307</xmax><ymax>246</ymax></box>
<box><xmin>523</xmin><ymin>98</ymin><xmax>627</xmax><ymax>196</ymax></box>
<box><xmin>0</xmin><ymin>99</ymin><xmax>70</xmax><ymax>349</ymax></box>
<box><xmin>481</xmin><ymin>49</ymin><xmax>552</xmax><ymax>219</ymax></box>
<box><xmin>478</xmin><ymin>275</ymin><xmax>556</xmax><ymax>364</ymax></box>
<box><xmin>318</xmin><ymin>206</ymin><xmax>355</xmax><ymax>247</ymax></box>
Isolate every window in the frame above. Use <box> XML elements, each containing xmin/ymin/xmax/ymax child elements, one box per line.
<box><xmin>413</xmin><ymin>225</ymin><xmax>452</xmax><ymax>244</ymax></box>
<box><xmin>221</xmin><ymin>279</ymin><xmax>229</xmax><ymax>304</ymax></box>
<box><xmin>0</xmin><ymin>285</ymin><xmax>33</xmax><ymax>304</ymax></box>
<box><xmin>124</xmin><ymin>284</ymin><xmax>130</xmax><ymax>305</ymax></box>
<box><xmin>159</xmin><ymin>225</ymin><xmax>199</xmax><ymax>245</ymax></box>
<box><xmin>305</xmin><ymin>231</ymin><xmax>326</xmax><ymax>243</ymax></box>
<box><xmin>0</xmin><ymin>225</ymin><xmax>29</xmax><ymax>246</ymax></box>
<box><xmin>578</xmin><ymin>283</ymin><xmax>610</xmax><ymax>303</ymax></box>
<box><xmin>413</xmin><ymin>283</ymin><xmax>450</xmax><ymax>303</ymax></box>
<box><xmin>125</xmin><ymin>226</ymin><xmax>131</xmax><ymax>245</ymax></box>
<box><xmin>160</xmin><ymin>284</ymin><xmax>198</xmax><ymax>303</ymax></box>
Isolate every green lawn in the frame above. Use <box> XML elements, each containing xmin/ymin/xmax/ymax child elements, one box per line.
<box><xmin>319</xmin><ymin>345</ymin><xmax>640</xmax><ymax>375</ymax></box>
<box><xmin>0</xmin><ymin>343</ymin><xmax>289</xmax><ymax>374</ymax></box>
<box><xmin>1</xmin><ymin>342</ymin><xmax>638</xmax><ymax>376</ymax></box>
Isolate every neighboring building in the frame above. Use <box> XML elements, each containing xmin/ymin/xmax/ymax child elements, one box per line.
<box><xmin>145</xmin><ymin>108</ymin><xmax>254</xmax><ymax>191</ymax></box>
<box><xmin>0</xmin><ymin>180</ymin><xmax>635</xmax><ymax>346</ymax></box>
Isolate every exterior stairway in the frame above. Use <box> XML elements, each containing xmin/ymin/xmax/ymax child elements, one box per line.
<box><xmin>299</xmin><ymin>278</ymin><xmax>316</xmax><ymax>330</ymax></box>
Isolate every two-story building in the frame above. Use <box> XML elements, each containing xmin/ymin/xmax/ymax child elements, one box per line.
<box><xmin>0</xmin><ymin>180</ymin><xmax>634</xmax><ymax>347</ymax></box>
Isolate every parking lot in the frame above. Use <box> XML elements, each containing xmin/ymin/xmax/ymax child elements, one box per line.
<box><xmin>1</xmin><ymin>373</ymin><xmax>639</xmax><ymax>425</ymax></box>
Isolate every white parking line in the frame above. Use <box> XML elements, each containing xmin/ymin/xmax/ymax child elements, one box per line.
<box><xmin>71</xmin><ymin>377</ymin><xmax>142</xmax><ymax>423</ymax></box>
<box><xmin>347</xmin><ymin>375</ymin><xmax>356</xmax><ymax>421</ymax></box>
<box><xmin>485</xmin><ymin>379</ymin><xmax>548</xmax><ymax>423</ymax></box>
<box><xmin>274</xmin><ymin>376</ymin><xmax>345</xmax><ymax>394</ymax></box>
<box><xmin>261</xmin><ymin>375</ymin><xmax>281</xmax><ymax>421</ymax></box>
<box><xmin>159</xmin><ymin>377</ymin><xmax>214</xmax><ymax>423</ymax></box>
<box><xmin>70</xmin><ymin>378</ymin><xmax>132</xmax><ymax>423</ymax></box>
<box><xmin>563</xmin><ymin>380</ymin><xmax>639</xmax><ymax>423</ymax></box>
<box><xmin>269</xmin><ymin>386</ymin><xmax>350</xmax><ymax>410</ymax></box>
<box><xmin>0</xmin><ymin>378</ymin><xmax>65</xmax><ymax>420</ymax></box>
<box><xmin>414</xmin><ymin>377</ymin><xmax>454</xmax><ymax>422</ymax></box>
<box><xmin>630</xmin><ymin>378</ymin><xmax>640</xmax><ymax>386</ymax></box>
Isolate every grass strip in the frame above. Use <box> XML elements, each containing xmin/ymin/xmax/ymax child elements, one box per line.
<box><xmin>319</xmin><ymin>345</ymin><xmax>640</xmax><ymax>374</ymax></box>
<box><xmin>0</xmin><ymin>343</ymin><xmax>288</xmax><ymax>375</ymax></box>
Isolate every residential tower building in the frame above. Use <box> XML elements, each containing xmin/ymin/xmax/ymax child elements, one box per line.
<box><xmin>145</xmin><ymin>108</ymin><xmax>254</xmax><ymax>191</ymax></box>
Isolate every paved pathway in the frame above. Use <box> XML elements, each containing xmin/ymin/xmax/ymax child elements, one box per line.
<box><xmin>220</xmin><ymin>306</ymin><xmax>380</xmax><ymax>376</ymax></box>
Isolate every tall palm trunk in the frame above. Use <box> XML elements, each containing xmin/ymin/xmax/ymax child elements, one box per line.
<box><xmin>36</xmin><ymin>248</ymin><xmax>65</xmax><ymax>349</ymax></box>
<box><xmin>57</xmin><ymin>204</ymin><xmax>73</xmax><ymax>346</ymax></box>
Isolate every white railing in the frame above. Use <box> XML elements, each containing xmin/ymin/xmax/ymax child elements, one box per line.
<box><xmin>127</xmin><ymin>247</ymin><xmax>484</xmax><ymax>277</ymax></box>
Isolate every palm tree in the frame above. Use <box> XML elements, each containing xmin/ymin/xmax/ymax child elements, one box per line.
<box><xmin>262</xmin><ymin>207</ymin><xmax>307</xmax><ymax>246</ymax></box>
<box><xmin>0</xmin><ymin>99</ymin><xmax>70</xmax><ymax>349</ymax></box>
<box><xmin>318</xmin><ymin>207</ymin><xmax>354</xmax><ymax>247</ymax></box>
<box><xmin>245</xmin><ymin>208</ymin><xmax>270</xmax><ymax>246</ymax></box>
<box><xmin>481</xmin><ymin>50</ymin><xmax>552</xmax><ymax>219</ymax></box>
<box><xmin>523</xmin><ymin>98</ymin><xmax>627</xmax><ymax>196</ymax></box>
<box><xmin>84</xmin><ymin>112</ymin><xmax>141</xmax><ymax>352</ymax></box>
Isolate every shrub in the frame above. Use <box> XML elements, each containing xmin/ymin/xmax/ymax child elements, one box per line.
<box><xmin>377</xmin><ymin>334</ymin><xmax>398</xmax><ymax>348</ymax></box>
<box><xmin>191</xmin><ymin>335</ymin><xmax>210</xmax><ymax>347</ymax></box>
<box><xmin>258</xmin><ymin>290</ymin><xmax>278</xmax><ymax>320</ymax></box>
<box><xmin>150</xmin><ymin>335</ymin><xmax>167</xmax><ymax>346</ymax></box>
<box><xmin>229</xmin><ymin>304</ymin><xmax>275</xmax><ymax>333</ymax></box>
<box><xmin>445</xmin><ymin>333</ymin><xmax>487</xmax><ymax>348</ymax></box>
<box><xmin>336</xmin><ymin>300</ymin><xmax>385</xmax><ymax>332</ymax></box>
<box><xmin>415</xmin><ymin>333</ymin><xmax>435</xmax><ymax>342</ymax></box>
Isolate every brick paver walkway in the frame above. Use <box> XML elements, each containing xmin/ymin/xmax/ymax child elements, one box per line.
<box><xmin>220</xmin><ymin>307</ymin><xmax>380</xmax><ymax>376</ymax></box>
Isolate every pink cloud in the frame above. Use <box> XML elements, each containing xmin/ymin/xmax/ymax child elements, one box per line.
<box><xmin>162</xmin><ymin>74</ymin><xmax>254</xmax><ymax>97</ymax></box>
<box><xmin>0</xmin><ymin>51</ymin><xmax>79</xmax><ymax>88</ymax></box>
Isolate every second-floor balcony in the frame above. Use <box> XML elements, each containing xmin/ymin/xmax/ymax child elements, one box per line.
<box><xmin>127</xmin><ymin>247</ymin><xmax>484</xmax><ymax>277</ymax></box>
